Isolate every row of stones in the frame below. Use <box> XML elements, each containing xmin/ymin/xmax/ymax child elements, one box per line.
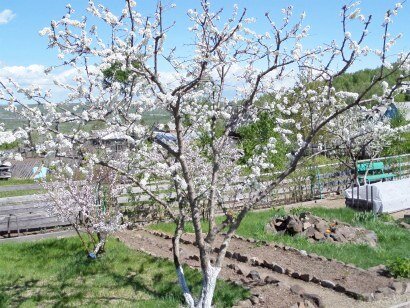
<box><xmin>144</xmin><ymin>230</ymin><xmax>323</xmax><ymax>308</ymax></box>
<box><xmin>146</xmin><ymin>229</ymin><xmax>410</xmax><ymax>301</ymax></box>
<box><xmin>227</xmin><ymin>263</ymin><xmax>324</xmax><ymax>308</ymax></box>
<box><xmin>230</xmin><ymin>234</ymin><xmax>410</xmax><ymax>301</ymax></box>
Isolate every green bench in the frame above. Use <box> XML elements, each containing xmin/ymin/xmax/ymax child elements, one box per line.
<box><xmin>357</xmin><ymin>162</ymin><xmax>395</xmax><ymax>184</ymax></box>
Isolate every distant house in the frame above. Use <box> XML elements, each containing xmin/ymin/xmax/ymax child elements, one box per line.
<box><xmin>88</xmin><ymin>130</ymin><xmax>136</xmax><ymax>152</ymax></box>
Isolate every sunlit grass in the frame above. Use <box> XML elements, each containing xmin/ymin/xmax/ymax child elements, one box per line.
<box><xmin>0</xmin><ymin>237</ymin><xmax>248</xmax><ymax>307</ymax></box>
<box><xmin>150</xmin><ymin>207</ymin><xmax>410</xmax><ymax>269</ymax></box>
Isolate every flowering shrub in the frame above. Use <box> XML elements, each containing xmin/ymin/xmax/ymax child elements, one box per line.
<box><xmin>43</xmin><ymin>165</ymin><xmax>124</xmax><ymax>258</ymax></box>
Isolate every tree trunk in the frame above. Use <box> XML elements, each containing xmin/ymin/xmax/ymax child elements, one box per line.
<box><xmin>196</xmin><ymin>264</ymin><xmax>221</xmax><ymax>308</ymax></box>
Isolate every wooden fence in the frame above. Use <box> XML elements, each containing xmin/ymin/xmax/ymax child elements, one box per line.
<box><xmin>119</xmin><ymin>154</ymin><xmax>410</xmax><ymax>221</ymax></box>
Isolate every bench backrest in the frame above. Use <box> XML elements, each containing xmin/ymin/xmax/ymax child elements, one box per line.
<box><xmin>357</xmin><ymin>162</ymin><xmax>384</xmax><ymax>173</ymax></box>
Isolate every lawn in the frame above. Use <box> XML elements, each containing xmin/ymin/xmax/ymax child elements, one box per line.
<box><xmin>0</xmin><ymin>238</ymin><xmax>248</xmax><ymax>307</ymax></box>
<box><xmin>0</xmin><ymin>189</ymin><xmax>44</xmax><ymax>199</ymax></box>
<box><xmin>0</xmin><ymin>179</ymin><xmax>37</xmax><ymax>186</ymax></box>
<box><xmin>150</xmin><ymin>207</ymin><xmax>410</xmax><ymax>269</ymax></box>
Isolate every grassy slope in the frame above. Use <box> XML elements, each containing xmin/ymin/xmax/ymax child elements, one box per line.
<box><xmin>151</xmin><ymin>207</ymin><xmax>410</xmax><ymax>269</ymax></box>
<box><xmin>0</xmin><ymin>238</ymin><xmax>248</xmax><ymax>307</ymax></box>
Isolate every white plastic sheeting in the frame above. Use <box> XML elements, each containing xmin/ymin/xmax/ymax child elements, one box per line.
<box><xmin>344</xmin><ymin>178</ymin><xmax>410</xmax><ymax>213</ymax></box>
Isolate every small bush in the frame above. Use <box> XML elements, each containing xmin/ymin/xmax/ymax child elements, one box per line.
<box><xmin>387</xmin><ymin>257</ymin><xmax>410</xmax><ymax>278</ymax></box>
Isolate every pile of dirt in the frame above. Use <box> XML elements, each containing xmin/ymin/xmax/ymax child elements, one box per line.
<box><xmin>265</xmin><ymin>212</ymin><xmax>378</xmax><ymax>247</ymax></box>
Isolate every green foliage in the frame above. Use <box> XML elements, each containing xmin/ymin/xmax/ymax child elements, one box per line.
<box><xmin>352</xmin><ymin>211</ymin><xmax>377</xmax><ymax>223</ymax></box>
<box><xmin>382</xmin><ymin>108</ymin><xmax>410</xmax><ymax>156</ymax></box>
<box><xmin>102</xmin><ymin>60</ymin><xmax>142</xmax><ymax>88</ymax></box>
<box><xmin>333</xmin><ymin>65</ymin><xmax>410</xmax><ymax>102</ymax></box>
<box><xmin>387</xmin><ymin>257</ymin><xmax>410</xmax><ymax>278</ymax></box>
<box><xmin>0</xmin><ymin>238</ymin><xmax>248</xmax><ymax>307</ymax></box>
<box><xmin>0</xmin><ymin>140</ymin><xmax>19</xmax><ymax>150</ymax></box>
<box><xmin>238</xmin><ymin>112</ymin><xmax>289</xmax><ymax>169</ymax></box>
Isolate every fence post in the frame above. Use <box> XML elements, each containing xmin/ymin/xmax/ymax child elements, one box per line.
<box><xmin>316</xmin><ymin>166</ymin><xmax>323</xmax><ymax>199</ymax></box>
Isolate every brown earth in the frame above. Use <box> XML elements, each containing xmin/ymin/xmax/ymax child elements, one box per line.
<box><xmin>116</xmin><ymin>229</ymin><xmax>410</xmax><ymax>307</ymax></box>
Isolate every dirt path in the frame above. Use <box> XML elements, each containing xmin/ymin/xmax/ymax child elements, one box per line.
<box><xmin>116</xmin><ymin>229</ymin><xmax>410</xmax><ymax>307</ymax></box>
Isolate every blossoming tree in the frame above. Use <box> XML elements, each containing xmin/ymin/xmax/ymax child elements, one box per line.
<box><xmin>43</xmin><ymin>163</ymin><xmax>124</xmax><ymax>258</ymax></box>
<box><xmin>0</xmin><ymin>1</ymin><xmax>409</xmax><ymax>306</ymax></box>
<box><xmin>325</xmin><ymin>103</ymin><xmax>409</xmax><ymax>185</ymax></box>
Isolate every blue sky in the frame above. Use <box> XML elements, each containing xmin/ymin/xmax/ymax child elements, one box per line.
<box><xmin>0</xmin><ymin>1</ymin><xmax>409</xmax><ymax>78</ymax></box>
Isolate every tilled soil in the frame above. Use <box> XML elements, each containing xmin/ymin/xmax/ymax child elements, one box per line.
<box><xmin>190</xmin><ymin>234</ymin><xmax>394</xmax><ymax>295</ymax></box>
<box><xmin>116</xmin><ymin>229</ymin><xmax>410</xmax><ymax>308</ymax></box>
<box><xmin>116</xmin><ymin>229</ymin><xmax>365</xmax><ymax>307</ymax></box>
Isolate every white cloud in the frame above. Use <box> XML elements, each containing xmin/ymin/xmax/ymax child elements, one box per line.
<box><xmin>0</xmin><ymin>64</ymin><xmax>78</xmax><ymax>103</ymax></box>
<box><xmin>0</xmin><ymin>9</ymin><xmax>15</xmax><ymax>25</ymax></box>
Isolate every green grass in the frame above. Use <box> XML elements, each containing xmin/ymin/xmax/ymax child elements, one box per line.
<box><xmin>0</xmin><ymin>179</ymin><xmax>37</xmax><ymax>186</ymax></box>
<box><xmin>0</xmin><ymin>237</ymin><xmax>248</xmax><ymax>307</ymax></box>
<box><xmin>150</xmin><ymin>207</ymin><xmax>410</xmax><ymax>269</ymax></box>
<box><xmin>0</xmin><ymin>189</ymin><xmax>44</xmax><ymax>199</ymax></box>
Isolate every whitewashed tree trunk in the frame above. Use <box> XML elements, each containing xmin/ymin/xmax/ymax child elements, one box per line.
<box><xmin>176</xmin><ymin>263</ymin><xmax>221</xmax><ymax>308</ymax></box>
<box><xmin>196</xmin><ymin>265</ymin><xmax>221</xmax><ymax>308</ymax></box>
<box><xmin>176</xmin><ymin>265</ymin><xmax>196</xmax><ymax>307</ymax></box>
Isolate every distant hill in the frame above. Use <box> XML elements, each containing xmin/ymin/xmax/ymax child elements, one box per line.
<box><xmin>333</xmin><ymin>65</ymin><xmax>410</xmax><ymax>102</ymax></box>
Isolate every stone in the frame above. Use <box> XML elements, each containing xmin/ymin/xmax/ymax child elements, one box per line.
<box><xmin>303</xmin><ymin>300</ymin><xmax>316</xmax><ymax>308</ymax></box>
<box><xmin>404</xmin><ymin>282</ymin><xmax>410</xmax><ymax>294</ymax></box>
<box><xmin>376</xmin><ymin>287</ymin><xmax>395</xmax><ymax>296</ymax></box>
<box><xmin>300</xmin><ymin>274</ymin><xmax>311</xmax><ymax>282</ymax></box>
<box><xmin>262</xmin><ymin>260</ymin><xmax>274</xmax><ymax>270</ymax></box>
<box><xmin>273</xmin><ymin>264</ymin><xmax>286</xmax><ymax>274</ymax></box>
<box><xmin>302</xmin><ymin>293</ymin><xmax>325</xmax><ymax>308</ymax></box>
<box><xmin>188</xmin><ymin>255</ymin><xmax>200</xmax><ymax>261</ymax></box>
<box><xmin>264</xmin><ymin>276</ymin><xmax>279</xmax><ymax>284</ymax></box>
<box><xmin>290</xmin><ymin>284</ymin><xmax>305</xmax><ymax>295</ymax></box>
<box><xmin>288</xmin><ymin>218</ymin><xmax>303</xmax><ymax>234</ymax></box>
<box><xmin>303</xmin><ymin>222</ymin><xmax>312</xmax><ymax>230</ymax></box>
<box><xmin>389</xmin><ymin>281</ymin><xmax>405</xmax><ymax>294</ymax></box>
<box><xmin>305</xmin><ymin>226</ymin><xmax>316</xmax><ymax>238</ymax></box>
<box><xmin>311</xmin><ymin>276</ymin><xmax>320</xmax><ymax>284</ymax></box>
<box><xmin>300</xmin><ymin>250</ymin><xmax>308</xmax><ymax>256</ymax></box>
<box><xmin>368</xmin><ymin>264</ymin><xmax>390</xmax><ymax>276</ymax></box>
<box><xmin>320</xmin><ymin>280</ymin><xmax>336</xmax><ymax>289</ymax></box>
<box><xmin>291</xmin><ymin>272</ymin><xmax>301</xmax><ymax>279</ymax></box>
<box><xmin>399</xmin><ymin>221</ymin><xmax>410</xmax><ymax>229</ymax></box>
<box><xmin>246</xmin><ymin>270</ymin><xmax>261</xmax><ymax>281</ymax></box>
<box><xmin>315</xmin><ymin>221</ymin><xmax>327</xmax><ymax>233</ymax></box>
<box><xmin>314</xmin><ymin>231</ymin><xmax>324</xmax><ymax>240</ymax></box>
<box><xmin>235</xmin><ymin>299</ymin><xmax>253</xmax><ymax>307</ymax></box>
<box><xmin>361</xmin><ymin>293</ymin><xmax>374</xmax><ymax>301</ymax></box>
<box><xmin>285</xmin><ymin>268</ymin><xmax>294</xmax><ymax>276</ymax></box>
<box><xmin>250</xmin><ymin>257</ymin><xmax>261</xmax><ymax>266</ymax></box>
<box><xmin>344</xmin><ymin>289</ymin><xmax>362</xmax><ymax>300</ymax></box>
<box><xmin>334</xmin><ymin>284</ymin><xmax>346</xmax><ymax>293</ymax></box>
<box><xmin>297</xmin><ymin>301</ymin><xmax>306</xmax><ymax>308</ymax></box>
<box><xmin>236</xmin><ymin>264</ymin><xmax>249</xmax><ymax>276</ymax></box>
<box><xmin>330</xmin><ymin>233</ymin><xmax>342</xmax><ymax>242</ymax></box>
<box><xmin>373</xmin><ymin>292</ymin><xmax>385</xmax><ymax>301</ymax></box>
<box><xmin>249</xmin><ymin>295</ymin><xmax>259</xmax><ymax>305</ymax></box>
